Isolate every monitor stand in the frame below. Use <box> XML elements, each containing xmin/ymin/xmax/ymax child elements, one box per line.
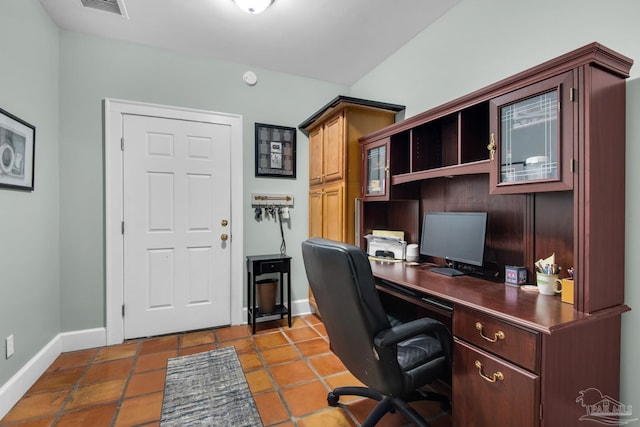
<box><xmin>431</xmin><ymin>266</ymin><xmax>465</xmax><ymax>277</ymax></box>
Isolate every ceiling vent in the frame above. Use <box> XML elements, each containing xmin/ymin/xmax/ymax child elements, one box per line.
<box><xmin>80</xmin><ymin>0</ymin><xmax>128</xmax><ymax>17</ymax></box>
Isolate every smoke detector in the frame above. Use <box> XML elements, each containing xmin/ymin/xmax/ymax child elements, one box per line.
<box><xmin>80</xmin><ymin>0</ymin><xmax>129</xmax><ymax>17</ymax></box>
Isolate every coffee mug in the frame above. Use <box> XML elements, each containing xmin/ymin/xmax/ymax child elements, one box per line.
<box><xmin>536</xmin><ymin>273</ymin><xmax>562</xmax><ymax>296</ymax></box>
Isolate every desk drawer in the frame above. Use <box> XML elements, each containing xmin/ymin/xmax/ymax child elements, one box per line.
<box><xmin>258</xmin><ymin>260</ymin><xmax>286</xmax><ymax>274</ymax></box>
<box><xmin>453</xmin><ymin>339</ymin><xmax>540</xmax><ymax>427</ymax></box>
<box><xmin>454</xmin><ymin>305</ymin><xmax>539</xmax><ymax>372</ymax></box>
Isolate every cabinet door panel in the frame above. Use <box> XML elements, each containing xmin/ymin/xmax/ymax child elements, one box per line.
<box><xmin>309</xmin><ymin>126</ymin><xmax>324</xmax><ymax>186</ymax></box>
<box><xmin>489</xmin><ymin>71</ymin><xmax>574</xmax><ymax>194</ymax></box>
<box><xmin>323</xmin><ymin>113</ymin><xmax>345</xmax><ymax>183</ymax></box>
<box><xmin>453</xmin><ymin>339</ymin><xmax>540</xmax><ymax>427</ymax></box>
<box><xmin>323</xmin><ymin>183</ymin><xmax>344</xmax><ymax>242</ymax></box>
<box><xmin>308</xmin><ymin>189</ymin><xmax>323</xmax><ymax>238</ymax></box>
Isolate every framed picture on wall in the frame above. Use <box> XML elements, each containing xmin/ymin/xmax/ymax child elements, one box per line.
<box><xmin>0</xmin><ymin>107</ymin><xmax>35</xmax><ymax>191</ymax></box>
<box><xmin>255</xmin><ymin>123</ymin><xmax>296</xmax><ymax>178</ymax></box>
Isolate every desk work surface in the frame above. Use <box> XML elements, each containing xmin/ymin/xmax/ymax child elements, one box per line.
<box><xmin>370</xmin><ymin>260</ymin><xmax>629</xmax><ymax>334</ymax></box>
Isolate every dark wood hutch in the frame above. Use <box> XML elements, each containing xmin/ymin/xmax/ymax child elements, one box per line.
<box><xmin>358</xmin><ymin>43</ymin><xmax>633</xmax><ymax>426</ymax></box>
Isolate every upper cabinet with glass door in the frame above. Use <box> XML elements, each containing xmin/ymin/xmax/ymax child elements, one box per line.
<box><xmin>488</xmin><ymin>71</ymin><xmax>575</xmax><ymax>194</ymax></box>
<box><xmin>362</xmin><ymin>138</ymin><xmax>390</xmax><ymax>201</ymax></box>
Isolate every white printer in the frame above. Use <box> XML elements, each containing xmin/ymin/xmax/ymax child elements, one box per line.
<box><xmin>365</xmin><ymin>230</ymin><xmax>407</xmax><ymax>260</ymax></box>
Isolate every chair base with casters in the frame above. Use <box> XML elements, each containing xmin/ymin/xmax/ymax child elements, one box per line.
<box><xmin>328</xmin><ymin>386</ymin><xmax>450</xmax><ymax>427</ymax></box>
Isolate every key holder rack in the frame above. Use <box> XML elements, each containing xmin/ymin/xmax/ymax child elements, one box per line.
<box><xmin>251</xmin><ymin>193</ymin><xmax>294</xmax><ymax>255</ymax></box>
<box><xmin>251</xmin><ymin>193</ymin><xmax>294</xmax><ymax>207</ymax></box>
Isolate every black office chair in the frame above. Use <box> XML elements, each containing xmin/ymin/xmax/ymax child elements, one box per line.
<box><xmin>301</xmin><ymin>238</ymin><xmax>452</xmax><ymax>427</ymax></box>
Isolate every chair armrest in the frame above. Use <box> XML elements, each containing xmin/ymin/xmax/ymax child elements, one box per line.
<box><xmin>374</xmin><ymin>317</ymin><xmax>450</xmax><ymax>348</ymax></box>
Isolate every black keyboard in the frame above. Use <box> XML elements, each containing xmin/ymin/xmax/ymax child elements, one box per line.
<box><xmin>431</xmin><ymin>267</ymin><xmax>465</xmax><ymax>277</ymax></box>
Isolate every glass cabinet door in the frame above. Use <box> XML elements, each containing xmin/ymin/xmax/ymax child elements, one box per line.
<box><xmin>363</xmin><ymin>139</ymin><xmax>390</xmax><ymax>200</ymax></box>
<box><xmin>500</xmin><ymin>91</ymin><xmax>558</xmax><ymax>183</ymax></box>
<box><xmin>489</xmin><ymin>71</ymin><xmax>574</xmax><ymax>194</ymax></box>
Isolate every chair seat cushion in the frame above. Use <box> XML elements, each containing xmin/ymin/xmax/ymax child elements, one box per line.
<box><xmin>387</xmin><ymin>314</ymin><xmax>445</xmax><ymax>373</ymax></box>
<box><xmin>397</xmin><ymin>334</ymin><xmax>446</xmax><ymax>389</ymax></box>
<box><xmin>397</xmin><ymin>334</ymin><xmax>443</xmax><ymax>371</ymax></box>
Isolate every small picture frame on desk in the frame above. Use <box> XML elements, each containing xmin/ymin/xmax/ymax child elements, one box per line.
<box><xmin>255</xmin><ymin>123</ymin><xmax>296</xmax><ymax>178</ymax></box>
<box><xmin>0</xmin><ymin>107</ymin><xmax>35</xmax><ymax>191</ymax></box>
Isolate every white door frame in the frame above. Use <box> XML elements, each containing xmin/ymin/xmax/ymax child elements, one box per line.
<box><xmin>104</xmin><ymin>99</ymin><xmax>244</xmax><ymax>345</ymax></box>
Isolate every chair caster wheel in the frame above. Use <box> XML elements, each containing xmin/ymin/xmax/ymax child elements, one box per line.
<box><xmin>327</xmin><ymin>392</ymin><xmax>340</xmax><ymax>406</ymax></box>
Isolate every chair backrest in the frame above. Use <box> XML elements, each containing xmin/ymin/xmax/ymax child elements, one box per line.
<box><xmin>301</xmin><ymin>238</ymin><xmax>404</xmax><ymax>393</ymax></box>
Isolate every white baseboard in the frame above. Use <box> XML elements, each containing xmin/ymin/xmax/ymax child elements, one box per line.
<box><xmin>0</xmin><ymin>327</ymin><xmax>106</xmax><ymax>419</ymax></box>
<box><xmin>290</xmin><ymin>299</ymin><xmax>313</xmax><ymax>317</ymax></box>
<box><xmin>59</xmin><ymin>328</ymin><xmax>107</xmax><ymax>352</ymax></box>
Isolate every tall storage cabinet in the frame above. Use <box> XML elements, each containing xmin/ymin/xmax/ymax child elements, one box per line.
<box><xmin>300</xmin><ymin>96</ymin><xmax>404</xmax><ymax>313</ymax></box>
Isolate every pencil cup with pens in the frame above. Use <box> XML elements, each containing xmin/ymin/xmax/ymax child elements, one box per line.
<box><xmin>535</xmin><ymin>254</ymin><xmax>563</xmax><ymax>296</ymax></box>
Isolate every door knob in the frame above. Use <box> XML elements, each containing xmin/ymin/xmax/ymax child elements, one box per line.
<box><xmin>220</xmin><ymin>234</ymin><xmax>229</xmax><ymax>241</ymax></box>
<box><xmin>221</xmin><ymin>219</ymin><xmax>228</xmax><ymax>226</ymax></box>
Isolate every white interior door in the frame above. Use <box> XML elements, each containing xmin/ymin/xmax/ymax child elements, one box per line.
<box><xmin>122</xmin><ymin>114</ymin><xmax>231</xmax><ymax>339</ymax></box>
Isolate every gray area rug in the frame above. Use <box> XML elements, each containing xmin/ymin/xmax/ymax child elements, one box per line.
<box><xmin>161</xmin><ymin>347</ymin><xmax>263</xmax><ymax>427</ymax></box>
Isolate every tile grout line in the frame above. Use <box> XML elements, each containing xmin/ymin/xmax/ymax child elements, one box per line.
<box><xmin>253</xmin><ymin>320</ymin><xmax>300</xmax><ymax>426</ymax></box>
<box><xmin>257</xmin><ymin>316</ymin><xmax>353</xmax><ymax>426</ymax></box>
<box><xmin>108</xmin><ymin>339</ymin><xmax>143</xmax><ymax>427</ymax></box>
<box><xmin>51</xmin><ymin>348</ymin><xmax>100</xmax><ymax>426</ymax></box>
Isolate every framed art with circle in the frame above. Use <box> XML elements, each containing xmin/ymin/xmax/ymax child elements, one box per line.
<box><xmin>0</xmin><ymin>107</ymin><xmax>35</xmax><ymax>191</ymax></box>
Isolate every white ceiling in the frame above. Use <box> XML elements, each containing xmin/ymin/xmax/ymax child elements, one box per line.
<box><xmin>39</xmin><ymin>0</ymin><xmax>460</xmax><ymax>86</ymax></box>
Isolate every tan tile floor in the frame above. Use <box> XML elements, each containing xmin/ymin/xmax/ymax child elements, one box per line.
<box><xmin>0</xmin><ymin>314</ymin><xmax>451</xmax><ymax>426</ymax></box>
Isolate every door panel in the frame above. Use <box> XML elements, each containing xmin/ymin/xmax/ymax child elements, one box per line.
<box><xmin>308</xmin><ymin>189</ymin><xmax>323</xmax><ymax>238</ymax></box>
<box><xmin>324</xmin><ymin>183</ymin><xmax>344</xmax><ymax>242</ymax></box>
<box><xmin>309</xmin><ymin>126</ymin><xmax>323</xmax><ymax>186</ymax></box>
<box><xmin>123</xmin><ymin>115</ymin><xmax>231</xmax><ymax>339</ymax></box>
<box><xmin>323</xmin><ymin>113</ymin><xmax>344</xmax><ymax>183</ymax></box>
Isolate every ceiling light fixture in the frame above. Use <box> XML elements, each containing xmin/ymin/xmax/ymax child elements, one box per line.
<box><xmin>233</xmin><ymin>0</ymin><xmax>273</xmax><ymax>14</ymax></box>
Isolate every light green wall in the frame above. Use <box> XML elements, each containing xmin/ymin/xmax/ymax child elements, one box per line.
<box><xmin>351</xmin><ymin>0</ymin><xmax>640</xmax><ymax>411</ymax></box>
<box><xmin>57</xmin><ymin>31</ymin><xmax>348</xmax><ymax>330</ymax></box>
<box><xmin>624</xmin><ymin>77</ymin><xmax>640</xmax><ymax>409</ymax></box>
<box><xmin>0</xmin><ymin>1</ymin><xmax>60</xmax><ymax>385</ymax></box>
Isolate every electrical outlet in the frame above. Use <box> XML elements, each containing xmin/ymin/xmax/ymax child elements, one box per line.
<box><xmin>6</xmin><ymin>335</ymin><xmax>14</xmax><ymax>359</ymax></box>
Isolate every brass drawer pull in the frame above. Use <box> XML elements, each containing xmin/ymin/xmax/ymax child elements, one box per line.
<box><xmin>476</xmin><ymin>322</ymin><xmax>505</xmax><ymax>342</ymax></box>
<box><xmin>475</xmin><ymin>360</ymin><xmax>504</xmax><ymax>383</ymax></box>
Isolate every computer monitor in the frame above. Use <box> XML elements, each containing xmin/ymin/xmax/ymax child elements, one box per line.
<box><xmin>420</xmin><ymin>211</ymin><xmax>487</xmax><ymax>276</ymax></box>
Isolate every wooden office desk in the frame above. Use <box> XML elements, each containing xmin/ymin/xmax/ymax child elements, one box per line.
<box><xmin>371</xmin><ymin>260</ymin><xmax>629</xmax><ymax>427</ymax></box>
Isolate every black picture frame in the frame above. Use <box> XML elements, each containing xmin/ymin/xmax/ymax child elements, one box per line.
<box><xmin>0</xmin><ymin>107</ymin><xmax>35</xmax><ymax>191</ymax></box>
<box><xmin>255</xmin><ymin>123</ymin><xmax>296</xmax><ymax>178</ymax></box>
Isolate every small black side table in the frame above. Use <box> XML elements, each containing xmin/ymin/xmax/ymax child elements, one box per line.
<box><xmin>246</xmin><ymin>254</ymin><xmax>292</xmax><ymax>334</ymax></box>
